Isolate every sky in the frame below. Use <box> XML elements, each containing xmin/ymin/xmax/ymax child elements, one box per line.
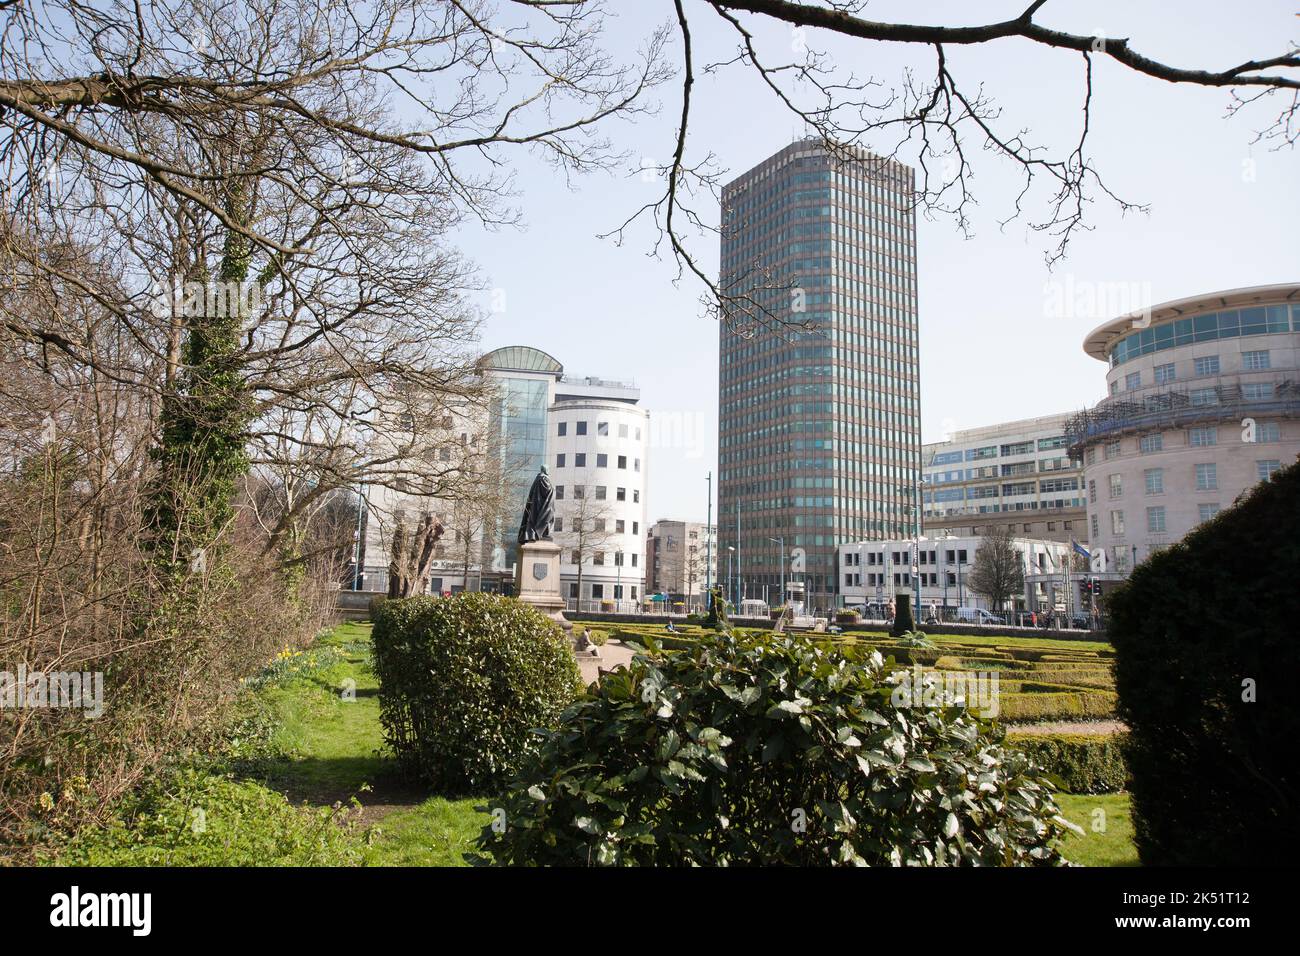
<box><xmin>449</xmin><ymin>0</ymin><xmax>1299</xmax><ymax>525</ymax></box>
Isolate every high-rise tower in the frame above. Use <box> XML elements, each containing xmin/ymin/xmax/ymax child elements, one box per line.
<box><xmin>717</xmin><ymin>139</ymin><xmax>920</xmax><ymax>611</ymax></box>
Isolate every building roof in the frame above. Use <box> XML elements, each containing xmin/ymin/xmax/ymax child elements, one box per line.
<box><xmin>480</xmin><ymin>345</ymin><xmax>564</xmax><ymax>377</ymax></box>
<box><xmin>1082</xmin><ymin>283</ymin><xmax>1300</xmax><ymax>362</ymax></box>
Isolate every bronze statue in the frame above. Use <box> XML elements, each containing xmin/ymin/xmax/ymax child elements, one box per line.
<box><xmin>517</xmin><ymin>465</ymin><xmax>555</xmax><ymax>545</ymax></box>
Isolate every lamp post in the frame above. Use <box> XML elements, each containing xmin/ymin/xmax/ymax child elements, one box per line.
<box><xmin>726</xmin><ymin>546</ymin><xmax>735</xmax><ymax>611</ymax></box>
<box><xmin>768</xmin><ymin>536</ymin><xmax>785</xmax><ymax>613</ymax></box>
<box><xmin>705</xmin><ymin>471</ymin><xmax>713</xmax><ymax>596</ymax></box>
<box><xmin>351</xmin><ymin>481</ymin><xmax>366</xmax><ymax>591</ymax></box>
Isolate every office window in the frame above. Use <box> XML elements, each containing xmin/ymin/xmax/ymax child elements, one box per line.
<box><xmin>591</xmin><ymin>582</ymin><xmax>604</xmax><ymax>596</ymax></box>
<box><xmin>597</xmin><ymin>422</ymin><xmax>609</xmax><ymax>436</ymax></box>
<box><xmin>1088</xmin><ymin>479</ymin><xmax>1097</xmax><ymax>504</ymax></box>
<box><xmin>631</xmin><ymin>554</ymin><xmax>638</xmax><ymax>567</ymax></box>
<box><xmin>1242</xmin><ymin>350</ymin><xmax>1270</xmax><ymax>370</ymax></box>
<box><xmin>1193</xmin><ymin>355</ymin><xmax>1219</xmax><ymax>376</ymax></box>
<box><xmin>1194</xmin><ymin>463</ymin><xmax>1217</xmax><ymax>491</ymax></box>
<box><xmin>1110</xmin><ymin>510</ymin><xmax>1125</xmax><ymax>535</ymax></box>
<box><xmin>1064</xmin><ymin>521</ymin><xmax>1073</xmax><ymax>530</ymax></box>
<box><xmin>574</xmin><ymin>452</ymin><xmax>586</xmax><ymax>467</ymax></box>
<box><xmin>1198</xmin><ymin>503</ymin><xmax>1220</xmax><ymax>523</ymax></box>
<box><xmin>557</xmin><ymin>422</ymin><xmax>567</xmax><ymax>436</ymax></box>
<box><xmin>573</xmin><ymin>484</ymin><xmax>585</xmax><ymax>499</ymax></box>
<box><xmin>1257</xmin><ymin>459</ymin><xmax>1282</xmax><ymax>481</ymax></box>
<box><xmin>596</xmin><ymin>453</ymin><xmax>608</xmax><ymax>468</ymax></box>
<box><xmin>576</xmin><ymin>421</ymin><xmax>588</xmax><ymax>436</ymax></box>
<box><xmin>1154</xmin><ymin>363</ymin><xmax>1176</xmax><ymax>384</ymax></box>
<box><xmin>616</xmin><ymin>520</ymin><xmax>625</xmax><ymax>533</ymax></box>
<box><xmin>554</xmin><ymin>517</ymin><xmax>563</xmax><ymax>533</ymax></box>
<box><xmin>618</xmin><ymin>455</ymin><xmax>627</xmax><ymax>469</ymax></box>
<box><xmin>632</xmin><ymin>522</ymin><xmax>639</xmax><ymax>534</ymax></box>
<box><xmin>1125</xmin><ymin>371</ymin><xmax>1141</xmax><ymax>391</ymax></box>
<box><xmin>634</xmin><ymin>458</ymin><xmax>641</xmax><ymax>472</ymax></box>
<box><xmin>1256</xmin><ymin>422</ymin><xmax>1281</xmax><ymax>442</ymax></box>
<box><xmin>1108</xmin><ymin>474</ymin><xmax>1123</xmax><ymax>499</ymax></box>
<box><xmin>556</xmin><ymin>485</ymin><xmax>565</xmax><ymax>500</ymax></box>
<box><xmin>633</xmin><ymin>490</ymin><xmax>640</xmax><ymax>503</ymax></box>
<box><xmin>1139</xmin><ymin>433</ymin><xmax>1164</xmax><ymax>454</ymax></box>
<box><xmin>1190</xmin><ymin>387</ymin><xmax>1219</xmax><ymax>407</ymax></box>
<box><xmin>616</xmin><ymin>487</ymin><xmax>626</xmax><ymax>501</ymax></box>
<box><xmin>1144</xmin><ymin>468</ymin><xmax>1164</xmax><ymax>495</ymax></box>
<box><xmin>1104</xmin><ymin>441</ymin><xmax>1121</xmax><ymax>460</ymax></box>
<box><xmin>1091</xmin><ymin>514</ymin><xmax>1099</xmax><ymax>538</ymax></box>
<box><xmin>571</xmin><ymin>550</ymin><xmax>581</xmax><ymax>563</ymax></box>
<box><xmin>593</xmin><ymin>551</ymin><xmax>605</xmax><ymax>566</ymax></box>
<box><xmin>595</xmin><ymin>486</ymin><xmax>607</xmax><ymax>500</ymax></box>
<box><xmin>1146</xmin><ymin>506</ymin><xmax>1166</xmax><ymax>533</ymax></box>
<box><xmin>556</xmin><ymin>454</ymin><xmax>565</xmax><ymax>468</ymax></box>
<box><xmin>1189</xmin><ymin>426</ymin><xmax>1217</xmax><ymax>447</ymax></box>
<box><xmin>1109</xmin><ymin>380</ymin><xmax>1119</xmax><ymax>397</ymax></box>
<box><xmin>1086</xmin><ymin>448</ymin><xmax>1097</xmax><ymax>465</ymax></box>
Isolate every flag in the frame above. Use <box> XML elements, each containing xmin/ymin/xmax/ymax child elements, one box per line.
<box><xmin>1071</xmin><ymin>539</ymin><xmax>1091</xmax><ymax>560</ymax></box>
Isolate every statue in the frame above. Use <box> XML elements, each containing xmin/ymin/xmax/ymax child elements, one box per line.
<box><xmin>517</xmin><ymin>465</ymin><xmax>555</xmax><ymax>545</ymax></box>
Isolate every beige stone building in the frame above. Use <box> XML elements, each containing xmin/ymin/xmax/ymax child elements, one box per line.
<box><xmin>646</xmin><ymin>520</ymin><xmax>717</xmax><ymax>607</ymax></box>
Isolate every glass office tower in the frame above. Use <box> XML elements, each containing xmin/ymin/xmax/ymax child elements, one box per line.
<box><xmin>717</xmin><ymin>139</ymin><xmax>920</xmax><ymax>611</ymax></box>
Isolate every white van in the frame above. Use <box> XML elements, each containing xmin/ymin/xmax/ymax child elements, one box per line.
<box><xmin>956</xmin><ymin>607</ymin><xmax>1003</xmax><ymax>625</ymax></box>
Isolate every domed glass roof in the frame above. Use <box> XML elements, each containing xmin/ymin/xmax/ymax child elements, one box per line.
<box><xmin>480</xmin><ymin>345</ymin><xmax>564</xmax><ymax>376</ymax></box>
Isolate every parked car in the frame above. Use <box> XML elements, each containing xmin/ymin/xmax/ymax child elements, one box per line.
<box><xmin>955</xmin><ymin>607</ymin><xmax>1003</xmax><ymax>625</ymax></box>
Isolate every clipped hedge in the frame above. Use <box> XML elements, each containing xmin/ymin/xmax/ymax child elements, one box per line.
<box><xmin>1008</xmin><ymin>732</ymin><xmax>1129</xmax><ymax>794</ymax></box>
<box><xmin>371</xmin><ymin>593</ymin><xmax>582</xmax><ymax>794</ymax></box>
<box><xmin>1109</xmin><ymin>458</ymin><xmax>1300</xmax><ymax>865</ymax></box>
<box><xmin>476</xmin><ymin>629</ymin><xmax>1070</xmax><ymax>866</ymax></box>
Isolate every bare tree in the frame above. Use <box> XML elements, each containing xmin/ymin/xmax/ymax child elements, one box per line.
<box><xmin>555</xmin><ymin>482</ymin><xmax>618</xmax><ymax>608</ymax></box>
<box><xmin>969</xmin><ymin>524</ymin><xmax>1026</xmax><ymax>613</ymax></box>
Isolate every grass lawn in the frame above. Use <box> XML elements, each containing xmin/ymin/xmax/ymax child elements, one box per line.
<box><xmin>1055</xmin><ymin>793</ymin><xmax>1139</xmax><ymax>867</ymax></box>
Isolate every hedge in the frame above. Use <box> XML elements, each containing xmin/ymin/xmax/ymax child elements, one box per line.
<box><xmin>1007</xmin><ymin>732</ymin><xmax>1130</xmax><ymax>794</ymax></box>
<box><xmin>1108</xmin><ymin>458</ymin><xmax>1300</xmax><ymax>865</ymax></box>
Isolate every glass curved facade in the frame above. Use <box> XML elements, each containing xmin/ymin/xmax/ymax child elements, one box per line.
<box><xmin>1108</xmin><ymin>304</ymin><xmax>1298</xmax><ymax>367</ymax></box>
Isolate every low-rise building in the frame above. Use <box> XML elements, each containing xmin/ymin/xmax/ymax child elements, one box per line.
<box><xmin>646</xmin><ymin>520</ymin><xmax>717</xmax><ymax>609</ymax></box>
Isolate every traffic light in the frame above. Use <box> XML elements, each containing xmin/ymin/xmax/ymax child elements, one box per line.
<box><xmin>1093</xmin><ymin>581</ymin><xmax>1104</xmax><ymax>598</ymax></box>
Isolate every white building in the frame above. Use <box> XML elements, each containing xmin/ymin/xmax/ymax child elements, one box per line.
<box><xmin>838</xmin><ymin>534</ymin><xmax>1075</xmax><ymax>617</ymax></box>
<box><xmin>1067</xmin><ymin>283</ymin><xmax>1300</xmax><ymax>575</ymax></box>
<box><xmin>549</xmin><ymin>376</ymin><xmax>649</xmax><ymax>611</ymax></box>
<box><xmin>924</xmin><ymin>414</ymin><xmax>1086</xmax><ymax>544</ymax></box>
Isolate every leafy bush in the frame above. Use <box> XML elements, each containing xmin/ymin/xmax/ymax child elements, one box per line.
<box><xmin>475</xmin><ymin>629</ymin><xmax>1069</xmax><ymax>866</ymax></box>
<box><xmin>372</xmin><ymin>593</ymin><xmax>582</xmax><ymax>795</ymax></box>
<box><xmin>1007</xmin><ymin>733</ymin><xmax>1129</xmax><ymax>794</ymax></box>
<box><xmin>1108</xmin><ymin>459</ymin><xmax>1300</xmax><ymax>865</ymax></box>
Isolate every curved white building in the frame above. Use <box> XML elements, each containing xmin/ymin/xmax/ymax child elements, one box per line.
<box><xmin>1067</xmin><ymin>283</ymin><xmax>1300</xmax><ymax>574</ymax></box>
<box><xmin>549</xmin><ymin>377</ymin><xmax>649</xmax><ymax>611</ymax></box>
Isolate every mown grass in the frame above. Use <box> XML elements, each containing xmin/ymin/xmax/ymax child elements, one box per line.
<box><xmin>1055</xmin><ymin>793</ymin><xmax>1138</xmax><ymax>867</ymax></box>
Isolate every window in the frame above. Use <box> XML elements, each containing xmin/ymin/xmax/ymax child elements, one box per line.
<box><xmin>1091</xmin><ymin>514</ymin><xmax>1100</xmax><ymax>538</ymax></box>
<box><xmin>591</xmin><ymin>583</ymin><xmax>604</xmax><ymax>597</ymax></box>
<box><xmin>1243</xmin><ymin>382</ymin><xmax>1274</xmax><ymax>401</ymax></box>
<box><xmin>1189</xmin><ymin>426</ymin><xmax>1217</xmax><ymax>447</ymax></box>
<box><xmin>557</xmin><ymin>422</ymin><xmax>567</xmax><ymax>436</ymax></box>
<box><xmin>1256</xmin><ymin>422</ymin><xmax>1281</xmax><ymax>442</ymax></box>
<box><xmin>556</xmin><ymin>453</ymin><xmax>565</xmax><ymax>468</ymax></box>
<box><xmin>1110</xmin><ymin>510</ymin><xmax>1125</xmax><ymax>535</ymax></box>
<box><xmin>576</xmin><ymin>421</ymin><xmax>588</xmax><ymax>436</ymax></box>
<box><xmin>614</xmin><ymin>551</ymin><xmax>624</xmax><ymax>566</ymax></box>
<box><xmin>1064</xmin><ymin>521</ymin><xmax>1073</xmax><ymax>530</ymax></box>
<box><xmin>1257</xmin><ymin>459</ymin><xmax>1282</xmax><ymax>481</ymax></box>
<box><xmin>616</xmin><ymin>487</ymin><xmax>626</xmax><ymax>501</ymax></box>
<box><xmin>617</xmin><ymin>455</ymin><xmax>627</xmax><ymax>469</ymax></box>
<box><xmin>1109</xmin><ymin>380</ymin><xmax>1119</xmax><ymax>397</ymax></box>
<box><xmin>1146</xmin><ymin>506</ymin><xmax>1166</xmax><ymax>533</ymax></box>
<box><xmin>554</xmin><ymin>516</ymin><xmax>564</xmax><ymax>532</ymax></box>
<box><xmin>633</xmin><ymin>490</ymin><xmax>640</xmax><ymax>503</ymax></box>
<box><xmin>618</xmin><ymin>424</ymin><xmax>629</xmax><ymax>438</ymax></box>
<box><xmin>634</xmin><ymin>458</ymin><xmax>641</xmax><ymax>472</ymax></box>
<box><xmin>1193</xmin><ymin>355</ymin><xmax>1220</xmax><ymax>376</ymax></box>
<box><xmin>593</xmin><ymin>551</ymin><xmax>605</xmax><ymax>566</ymax></box>
<box><xmin>1242</xmin><ymin>350</ymin><xmax>1270</xmax><ymax>370</ymax></box>
<box><xmin>597</xmin><ymin>422</ymin><xmax>609</xmax><ymax>436</ymax></box>
<box><xmin>1047</xmin><ymin>522</ymin><xmax>1056</xmax><ymax>531</ymax></box>
<box><xmin>595</xmin><ymin>486</ymin><xmax>607</xmax><ymax>500</ymax></box>
<box><xmin>573</xmin><ymin>484</ymin><xmax>585</xmax><ymax>499</ymax></box>
<box><xmin>574</xmin><ymin>452</ymin><xmax>586</xmax><ymax>467</ymax></box>
<box><xmin>1154</xmin><ymin>363</ymin><xmax>1176</xmax><ymax>384</ymax></box>
<box><xmin>1125</xmin><ymin>371</ymin><xmax>1141</xmax><ymax>391</ymax></box>
<box><xmin>1144</xmin><ymin>468</ymin><xmax>1164</xmax><ymax>495</ymax></box>
<box><xmin>632</xmin><ymin>522</ymin><xmax>639</xmax><ymax>535</ymax></box>
<box><xmin>1108</xmin><ymin>474</ymin><xmax>1123</xmax><ymax>499</ymax></box>
<box><xmin>1086</xmin><ymin>448</ymin><xmax>1097</xmax><ymax>465</ymax></box>
<box><xmin>1190</xmin><ymin>387</ymin><xmax>1219</xmax><ymax>407</ymax></box>
<box><xmin>616</xmin><ymin>519</ymin><xmax>625</xmax><ymax>533</ymax></box>
<box><xmin>1088</xmin><ymin>479</ymin><xmax>1097</xmax><ymax>504</ymax></box>
<box><xmin>571</xmin><ymin>550</ymin><xmax>581</xmax><ymax>564</ymax></box>
<box><xmin>631</xmin><ymin>554</ymin><xmax>638</xmax><ymax>567</ymax></box>
<box><xmin>1104</xmin><ymin>441</ymin><xmax>1121</xmax><ymax>460</ymax></box>
<box><xmin>556</xmin><ymin>485</ymin><xmax>565</xmax><ymax>500</ymax></box>
<box><xmin>1139</xmin><ymin>433</ymin><xmax>1164</xmax><ymax>454</ymax></box>
<box><xmin>596</xmin><ymin>453</ymin><xmax>608</xmax><ymax>468</ymax></box>
<box><xmin>568</xmin><ymin>582</ymin><xmax>578</xmax><ymax>598</ymax></box>
<box><xmin>1198</xmin><ymin>503</ymin><xmax>1220</xmax><ymax>523</ymax></box>
<box><xmin>1194</xmin><ymin>463</ymin><xmax>1217</xmax><ymax>491</ymax></box>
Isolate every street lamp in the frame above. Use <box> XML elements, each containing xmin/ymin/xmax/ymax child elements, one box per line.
<box><xmin>726</xmin><ymin>546</ymin><xmax>735</xmax><ymax>610</ymax></box>
<box><xmin>768</xmin><ymin>536</ymin><xmax>785</xmax><ymax>613</ymax></box>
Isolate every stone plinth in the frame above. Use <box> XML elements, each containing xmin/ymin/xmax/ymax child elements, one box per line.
<box><xmin>515</xmin><ymin>540</ymin><xmax>572</xmax><ymax>634</ymax></box>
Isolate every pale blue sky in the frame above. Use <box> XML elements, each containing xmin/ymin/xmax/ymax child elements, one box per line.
<box><xmin>452</xmin><ymin>0</ymin><xmax>1299</xmax><ymax>524</ymax></box>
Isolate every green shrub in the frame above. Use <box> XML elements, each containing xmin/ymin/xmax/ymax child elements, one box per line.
<box><xmin>1108</xmin><ymin>459</ymin><xmax>1300</xmax><ymax>865</ymax></box>
<box><xmin>371</xmin><ymin>593</ymin><xmax>582</xmax><ymax>795</ymax></box>
<box><xmin>475</xmin><ymin>630</ymin><xmax>1070</xmax><ymax>866</ymax></box>
<box><xmin>1007</xmin><ymin>733</ymin><xmax>1130</xmax><ymax>794</ymax></box>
